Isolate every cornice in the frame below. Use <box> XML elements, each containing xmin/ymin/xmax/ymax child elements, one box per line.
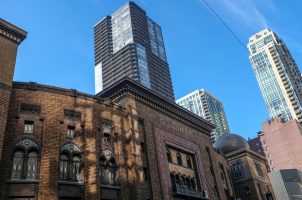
<box><xmin>98</xmin><ymin>78</ymin><xmax>215</xmax><ymax>135</ymax></box>
<box><xmin>0</xmin><ymin>18</ymin><xmax>27</xmax><ymax>44</ymax></box>
<box><xmin>12</xmin><ymin>81</ymin><xmax>126</xmax><ymax>113</ymax></box>
<box><xmin>225</xmin><ymin>148</ymin><xmax>266</xmax><ymax>162</ymax></box>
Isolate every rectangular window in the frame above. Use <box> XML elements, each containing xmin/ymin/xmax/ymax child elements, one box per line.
<box><xmin>103</xmin><ymin>133</ymin><xmax>110</xmax><ymax>145</ymax></box>
<box><xmin>24</xmin><ymin>121</ymin><xmax>34</xmax><ymax>134</ymax></box>
<box><xmin>67</xmin><ymin>126</ymin><xmax>75</xmax><ymax>139</ymax></box>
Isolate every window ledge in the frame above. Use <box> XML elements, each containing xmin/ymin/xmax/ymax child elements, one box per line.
<box><xmin>58</xmin><ymin>180</ymin><xmax>84</xmax><ymax>185</ymax></box>
<box><xmin>100</xmin><ymin>184</ymin><xmax>120</xmax><ymax>190</ymax></box>
<box><xmin>7</xmin><ymin>179</ymin><xmax>39</xmax><ymax>184</ymax></box>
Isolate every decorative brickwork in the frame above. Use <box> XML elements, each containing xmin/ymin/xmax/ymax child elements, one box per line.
<box><xmin>153</xmin><ymin>127</ymin><xmax>208</xmax><ymax>199</ymax></box>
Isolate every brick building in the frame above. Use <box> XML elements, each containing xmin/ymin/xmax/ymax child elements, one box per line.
<box><xmin>259</xmin><ymin>118</ymin><xmax>302</xmax><ymax>172</ymax></box>
<box><xmin>214</xmin><ymin>133</ymin><xmax>274</xmax><ymax>200</ymax></box>
<box><xmin>247</xmin><ymin>136</ymin><xmax>265</xmax><ymax>156</ymax></box>
<box><xmin>0</xmin><ymin>19</ymin><xmax>236</xmax><ymax>200</ymax></box>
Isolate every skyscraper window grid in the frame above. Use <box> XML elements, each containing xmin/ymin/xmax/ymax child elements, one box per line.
<box><xmin>248</xmin><ymin>28</ymin><xmax>302</xmax><ymax>122</ymax></box>
<box><xmin>94</xmin><ymin>2</ymin><xmax>174</xmax><ymax>100</ymax></box>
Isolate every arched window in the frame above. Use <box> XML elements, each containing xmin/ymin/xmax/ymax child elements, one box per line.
<box><xmin>11</xmin><ymin>139</ymin><xmax>39</xmax><ymax>180</ymax></box>
<box><xmin>27</xmin><ymin>151</ymin><xmax>38</xmax><ymax>179</ymax></box>
<box><xmin>187</xmin><ymin>156</ymin><xmax>192</xmax><ymax>168</ymax></box>
<box><xmin>60</xmin><ymin>154</ymin><xmax>68</xmax><ymax>180</ymax></box>
<box><xmin>59</xmin><ymin>143</ymin><xmax>82</xmax><ymax>182</ymax></box>
<box><xmin>176</xmin><ymin>152</ymin><xmax>182</xmax><ymax>165</ymax></box>
<box><xmin>100</xmin><ymin>150</ymin><xmax>116</xmax><ymax>185</ymax></box>
<box><xmin>72</xmin><ymin>155</ymin><xmax>81</xmax><ymax>181</ymax></box>
<box><xmin>166</xmin><ymin>149</ymin><xmax>172</xmax><ymax>163</ymax></box>
<box><xmin>11</xmin><ymin>150</ymin><xmax>24</xmax><ymax>179</ymax></box>
<box><xmin>108</xmin><ymin>159</ymin><xmax>116</xmax><ymax>185</ymax></box>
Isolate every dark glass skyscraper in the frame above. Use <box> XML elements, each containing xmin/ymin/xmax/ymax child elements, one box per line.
<box><xmin>94</xmin><ymin>1</ymin><xmax>174</xmax><ymax>100</ymax></box>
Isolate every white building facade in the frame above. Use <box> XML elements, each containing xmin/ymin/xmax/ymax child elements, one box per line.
<box><xmin>248</xmin><ymin>28</ymin><xmax>302</xmax><ymax>122</ymax></box>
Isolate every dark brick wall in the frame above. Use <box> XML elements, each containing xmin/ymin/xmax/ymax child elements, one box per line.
<box><xmin>0</xmin><ymin>89</ymin><xmax>11</xmax><ymax>163</ymax></box>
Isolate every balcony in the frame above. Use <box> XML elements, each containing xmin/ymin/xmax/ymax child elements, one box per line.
<box><xmin>173</xmin><ymin>184</ymin><xmax>207</xmax><ymax>199</ymax></box>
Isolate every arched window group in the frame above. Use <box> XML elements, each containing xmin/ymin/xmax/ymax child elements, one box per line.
<box><xmin>11</xmin><ymin>139</ymin><xmax>39</xmax><ymax>180</ymax></box>
<box><xmin>232</xmin><ymin>161</ymin><xmax>245</xmax><ymax>178</ymax></box>
<box><xmin>174</xmin><ymin>151</ymin><xmax>193</xmax><ymax>169</ymax></box>
<box><xmin>170</xmin><ymin>172</ymin><xmax>198</xmax><ymax>194</ymax></box>
<box><xmin>99</xmin><ymin>150</ymin><xmax>117</xmax><ymax>185</ymax></box>
<box><xmin>59</xmin><ymin>143</ymin><xmax>83</xmax><ymax>182</ymax></box>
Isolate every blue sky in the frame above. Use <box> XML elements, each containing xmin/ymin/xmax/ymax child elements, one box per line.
<box><xmin>2</xmin><ymin>0</ymin><xmax>302</xmax><ymax>139</ymax></box>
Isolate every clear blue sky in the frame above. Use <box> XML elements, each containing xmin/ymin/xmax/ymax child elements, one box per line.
<box><xmin>2</xmin><ymin>0</ymin><xmax>302</xmax><ymax>139</ymax></box>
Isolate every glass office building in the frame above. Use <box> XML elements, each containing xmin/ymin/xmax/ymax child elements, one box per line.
<box><xmin>248</xmin><ymin>29</ymin><xmax>302</xmax><ymax>122</ymax></box>
<box><xmin>176</xmin><ymin>89</ymin><xmax>230</xmax><ymax>142</ymax></box>
<box><xmin>94</xmin><ymin>2</ymin><xmax>174</xmax><ymax>101</ymax></box>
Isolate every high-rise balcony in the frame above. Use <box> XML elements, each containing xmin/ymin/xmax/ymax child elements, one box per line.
<box><xmin>281</xmin><ymin>76</ymin><xmax>288</xmax><ymax>82</ymax></box>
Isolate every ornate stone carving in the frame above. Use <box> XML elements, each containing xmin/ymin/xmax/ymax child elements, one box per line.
<box><xmin>101</xmin><ymin>118</ymin><xmax>114</xmax><ymax>128</ymax></box>
<box><xmin>100</xmin><ymin>149</ymin><xmax>115</xmax><ymax>161</ymax></box>
<box><xmin>20</xmin><ymin>103</ymin><xmax>41</xmax><ymax>115</ymax></box>
<box><xmin>64</xmin><ymin>110</ymin><xmax>81</xmax><ymax>121</ymax></box>
<box><xmin>15</xmin><ymin>139</ymin><xmax>39</xmax><ymax>150</ymax></box>
<box><xmin>61</xmin><ymin>143</ymin><xmax>81</xmax><ymax>154</ymax></box>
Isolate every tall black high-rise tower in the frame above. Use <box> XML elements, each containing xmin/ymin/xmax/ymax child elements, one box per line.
<box><xmin>94</xmin><ymin>1</ymin><xmax>174</xmax><ymax>100</ymax></box>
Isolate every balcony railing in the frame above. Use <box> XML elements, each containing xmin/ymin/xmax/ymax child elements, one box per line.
<box><xmin>174</xmin><ymin>184</ymin><xmax>206</xmax><ymax>199</ymax></box>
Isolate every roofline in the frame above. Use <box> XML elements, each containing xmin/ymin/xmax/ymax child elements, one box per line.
<box><xmin>94</xmin><ymin>16</ymin><xmax>110</xmax><ymax>28</ymax></box>
<box><xmin>97</xmin><ymin>77</ymin><xmax>215</xmax><ymax>135</ymax></box>
<box><xmin>0</xmin><ymin>18</ymin><xmax>27</xmax><ymax>44</ymax></box>
<box><xmin>13</xmin><ymin>81</ymin><xmax>99</xmax><ymax>100</ymax></box>
<box><xmin>176</xmin><ymin>88</ymin><xmax>223</xmax><ymax>104</ymax></box>
<box><xmin>225</xmin><ymin>148</ymin><xmax>267</xmax><ymax>161</ymax></box>
<box><xmin>12</xmin><ymin>81</ymin><xmax>127</xmax><ymax>112</ymax></box>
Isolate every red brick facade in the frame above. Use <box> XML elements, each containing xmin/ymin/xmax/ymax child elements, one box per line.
<box><xmin>0</xmin><ymin>19</ymin><xmax>235</xmax><ymax>200</ymax></box>
<box><xmin>260</xmin><ymin>118</ymin><xmax>302</xmax><ymax>171</ymax></box>
<box><xmin>0</xmin><ymin>79</ymin><xmax>236</xmax><ymax>200</ymax></box>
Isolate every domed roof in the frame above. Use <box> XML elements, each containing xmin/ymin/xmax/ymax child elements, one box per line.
<box><xmin>213</xmin><ymin>133</ymin><xmax>249</xmax><ymax>154</ymax></box>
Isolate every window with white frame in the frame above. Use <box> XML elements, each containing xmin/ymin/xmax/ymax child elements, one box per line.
<box><xmin>24</xmin><ymin>121</ymin><xmax>34</xmax><ymax>134</ymax></box>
